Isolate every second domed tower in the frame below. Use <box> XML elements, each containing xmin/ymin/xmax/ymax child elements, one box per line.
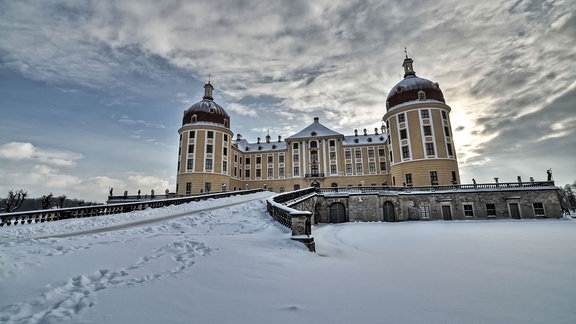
<box><xmin>383</xmin><ymin>55</ymin><xmax>460</xmax><ymax>186</ymax></box>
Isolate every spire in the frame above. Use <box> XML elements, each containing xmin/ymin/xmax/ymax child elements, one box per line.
<box><xmin>203</xmin><ymin>75</ymin><xmax>214</xmax><ymax>100</ymax></box>
<box><xmin>402</xmin><ymin>47</ymin><xmax>415</xmax><ymax>78</ymax></box>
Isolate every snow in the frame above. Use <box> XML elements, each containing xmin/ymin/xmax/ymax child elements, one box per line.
<box><xmin>1</xmin><ymin>191</ymin><xmax>575</xmax><ymax>324</ymax></box>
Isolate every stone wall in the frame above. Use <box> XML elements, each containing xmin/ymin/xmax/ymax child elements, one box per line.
<box><xmin>308</xmin><ymin>187</ymin><xmax>562</xmax><ymax>222</ymax></box>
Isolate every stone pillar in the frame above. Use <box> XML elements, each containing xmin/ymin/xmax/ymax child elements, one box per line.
<box><xmin>290</xmin><ymin>211</ymin><xmax>315</xmax><ymax>252</ymax></box>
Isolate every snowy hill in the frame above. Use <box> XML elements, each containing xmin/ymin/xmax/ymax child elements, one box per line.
<box><xmin>1</xmin><ymin>191</ymin><xmax>575</xmax><ymax>324</ymax></box>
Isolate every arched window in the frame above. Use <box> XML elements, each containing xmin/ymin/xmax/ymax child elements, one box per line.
<box><xmin>191</xmin><ymin>114</ymin><xmax>197</xmax><ymax>123</ymax></box>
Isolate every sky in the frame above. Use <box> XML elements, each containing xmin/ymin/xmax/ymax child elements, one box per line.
<box><xmin>1</xmin><ymin>193</ymin><xmax>575</xmax><ymax>323</ymax></box>
<box><xmin>0</xmin><ymin>0</ymin><xmax>575</xmax><ymax>203</ymax></box>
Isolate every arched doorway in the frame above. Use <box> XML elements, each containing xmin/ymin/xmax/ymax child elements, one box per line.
<box><xmin>383</xmin><ymin>201</ymin><xmax>396</xmax><ymax>222</ymax></box>
<box><xmin>329</xmin><ymin>202</ymin><xmax>347</xmax><ymax>223</ymax></box>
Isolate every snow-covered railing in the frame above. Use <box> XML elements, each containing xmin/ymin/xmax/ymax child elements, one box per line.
<box><xmin>0</xmin><ymin>189</ymin><xmax>265</xmax><ymax>227</ymax></box>
<box><xmin>316</xmin><ymin>181</ymin><xmax>556</xmax><ymax>193</ymax></box>
<box><xmin>267</xmin><ymin>187</ymin><xmax>316</xmax><ymax>252</ymax></box>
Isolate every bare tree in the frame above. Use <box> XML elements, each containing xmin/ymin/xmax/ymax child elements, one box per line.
<box><xmin>41</xmin><ymin>193</ymin><xmax>53</xmax><ymax>209</ymax></box>
<box><xmin>58</xmin><ymin>195</ymin><xmax>67</xmax><ymax>208</ymax></box>
<box><xmin>4</xmin><ymin>189</ymin><xmax>28</xmax><ymax>212</ymax></box>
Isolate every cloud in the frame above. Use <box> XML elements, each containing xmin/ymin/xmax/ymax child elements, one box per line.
<box><xmin>117</xmin><ymin>116</ymin><xmax>166</xmax><ymax>129</ymax></box>
<box><xmin>0</xmin><ymin>142</ymin><xmax>83</xmax><ymax>167</ymax></box>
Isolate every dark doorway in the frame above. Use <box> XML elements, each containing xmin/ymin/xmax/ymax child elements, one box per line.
<box><xmin>329</xmin><ymin>203</ymin><xmax>347</xmax><ymax>223</ymax></box>
<box><xmin>383</xmin><ymin>201</ymin><xmax>396</xmax><ymax>222</ymax></box>
<box><xmin>442</xmin><ymin>205</ymin><xmax>452</xmax><ymax>220</ymax></box>
<box><xmin>509</xmin><ymin>203</ymin><xmax>521</xmax><ymax>219</ymax></box>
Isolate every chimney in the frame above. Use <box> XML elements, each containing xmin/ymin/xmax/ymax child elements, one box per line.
<box><xmin>354</xmin><ymin>129</ymin><xmax>358</xmax><ymax>136</ymax></box>
<box><xmin>314</xmin><ymin>117</ymin><xmax>319</xmax><ymax>123</ymax></box>
<box><xmin>363</xmin><ymin>129</ymin><xmax>367</xmax><ymax>136</ymax></box>
<box><xmin>266</xmin><ymin>134</ymin><xmax>271</xmax><ymax>143</ymax></box>
<box><xmin>374</xmin><ymin>128</ymin><xmax>379</xmax><ymax>135</ymax></box>
<box><xmin>257</xmin><ymin>137</ymin><xmax>261</xmax><ymax>144</ymax></box>
<box><xmin>278</xmin><ymin>135</ymin><xmax>282</xmax><ymax>142</ymax></box>
<box><xmin>236</xmin><ymin>134</ymin><xmax>242</xmax><ymax>141</ymax></box>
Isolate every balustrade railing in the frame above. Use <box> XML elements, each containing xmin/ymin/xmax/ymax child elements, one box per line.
<box><xmin>0</xmin><ymin>189</ymin><xmax>264</xmax><ymax>227</ymax></box>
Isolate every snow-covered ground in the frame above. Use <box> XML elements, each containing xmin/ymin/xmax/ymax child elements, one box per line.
<box><xmin>1</xmin><ymin>191</ymin><xmax>575</xmax><ymax>324</ymax></box>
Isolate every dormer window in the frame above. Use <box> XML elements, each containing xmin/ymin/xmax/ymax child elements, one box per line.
<box><xmin>396</xmin><ymin>86</ymin><xmax>403</xmax><ymax>93</ymax></box>
<box><xmin>418</xmin><ymin>90</ymin><xmax>426</xmax><ymax>100</ymax></box>
<box><xmin>272</xmin><ymin>145</ymin><xmax>277</xmax><ymax>149</ymax></box>
<box><xmin>191</xmin><ymin>114</ymin><xmax>197</xmax><ymax>123</ymax></box>
<box><xmin>311</xmin><ymin>131</ymin><xmax>317</xmax><ymax>136</ymax></box>
<box><xmin>258</xmin><ymin>146</ymin><xmax>262</xmax><ymax>150</ymax></box>
<box><xmin>354</xmin><ymin>138</ymin><xmax>359</xmax><ymax>143</ymax></box>
<box><xmin>367</xmin><ymin>138</ymin><xmax>372</xmax><ymax>142</ymax></box>
<box><xmin>209</xmin><ymin>107</ymin><xmax>216</xmax><ymax>113</ymax></box>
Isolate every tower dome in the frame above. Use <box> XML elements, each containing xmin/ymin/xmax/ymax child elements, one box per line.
<box><xmin>386</xmin><ymin>55</ymin><xmax>445</xmax><ymax>111</ymax></box>
<box><xmin>182</xmin><ymin>82</ymin><xmax>230</xmax><ymax>128</ymax></box>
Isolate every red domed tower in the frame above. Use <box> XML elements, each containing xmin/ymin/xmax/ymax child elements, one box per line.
<box><xmin>177</xmin><ymin>81</ymin><xmax>234</xmax><ymax>195</ymax></box>
<box><xmin>383</xmin><ymin>54</ymin><xmax>460</xmax><ymax>186</ymax></box>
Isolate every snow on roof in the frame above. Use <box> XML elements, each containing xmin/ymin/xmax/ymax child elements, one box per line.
<box><xmin>343</xmin><ymin>133</ymin><xmax>388</xmax><ymax>146</ymax></box>
<box><xmin>233</xmin><ymin>139</ymin><xmax>288</xmax><ymax>152</ymax></box>
<box><xmin>285</xmin><ymin>117</ymin><xmax>343</xmax><ymax>140</ymax></box>
<box><xmin>386</xmin><ymin>99</ymin><xmax>446</xmax><ymax>112</ymax></box>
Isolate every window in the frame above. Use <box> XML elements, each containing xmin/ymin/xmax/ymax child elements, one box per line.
<box><xmin>293</xmin><ymin>143</ymin><xmax>299</xmax><ymax>149</ymax></box>
<box><xmin>345</xmin><ymin>150</ymin><xmax>352</xmax><ymax>159</ymax></box>
<box><xmin>267</xmin><ymin>155</ymin><xmax>273</xmax><ymax>163</ymax></box>
<box><xmin>463</xmin><ymin>204</ymin><xmax>474</xmax><ymax>217</ymax></box>
<box><xmin>256</xmin><ymin>157</ymin><xmax>261</xmax><ymax>164</ymax></box>
<box><xmin>205</xmin><ymin>159</ymin><xmax>213</xmax><ymax>170</ymax></box>
<box><xmin>486</xmin><ymin>204</ymin><xmax>496</xmax><ymax>217</ymax></box>
<box><xmin>426</xmin><ymin>143</ymin><xmax>435</xmax><ymax>156</ymax></box>
<box><xmin>368</xmin><ymin>149</ymin><xmax>375</xmax><ymax>158</ymax></box>
<box><xmin>330</xmin><ymin>164</ymin><xmax>337</xmax><ymax>174</ymax></box>
<box><xmin>187</xmin><ymin>159</ymin><xmax>194</xmax><ymax>170</ymax></box>
<box><xmin>223</xmin><ymin>134</ymin><xmax>228</xmax><ymax>142</ymax></box>
<box><xmin>223</xmin><ymin>161</ymin><xmax>227</xmax><ymax>172</ymax></box>
<box><xmin>402</xmin><ymin>146</ymin><xmax>410</xmax><ymax>159</ymax></box>
<box><xmin>191</xmin><ymin>115</ymin><xmax>197</xmax><ymax>123</ymax></box>
<box><xmin>378</xmin><ymin>148</ymin><xmax>385</xmax><ymax>156</ymax></box>
<box><xmin>447</xmin><ymin>143</ymin><xmax>454</xmax><ymax>157</ymax></box>
<box><xmin>206</xmin><ymin>144</ymin><xmax>213</xmax><ymax>154</ymax></box>
<box><xmin>268</xmin><ymin>168</ymin><xmax>273</xmax><ymax>178</ymax></box>
<box><xmin>421</xmin><ymin>109</ymin><xmax>429</xmax><ymax>118</ymax></box>
<box><xmin>293</xmin><ymin>154</ymin><xmax>299</xmax><ymax>162</ymax></box>
<box><xmin>405</xmin><ymin>173</ymin><xmax>412</xmax><ymax>185</ymax></box>
<box><xmin>423</xmin><ymin>125</ymin><xmax>432</xmax><ymax>136</ymax></box>
<box><xmin>330</xmin><ymin>152</ymin><xmax>336</xmax><ymax>160</ymax></box>
<box><xmin>355</xmin><ymin>150</ymin><xmax>362</xmax><ymax>159</ymax></box>
<box><xmin>398</xmin><ymin>113</ymin><xmax>405</xmax><ymax>123</ymax></box>
<box><xmin>451</xmin><ymin>171</ymin><xmax>457</xmax><ymax>183</ymax></box>
<box><xmin>444</xmin><ymin>126</ymin><xmax>451</xmax><ymax>137</ymax></box>
<box><xmin>400</xmin><ymin>129</ymin><xmax>407</xmax><ymax>139</ymax></box>
<box><xmin>356</xmin><ymin>163</ymin><xmax>363</xmax><ymax>174</ymax></box>
<box><xmin>279</xmin><ymin>155</ymin><xmax>285</xmax><ymax>163</ymax></box>
<box><xmin>246</xmin><ymin>157</ymin><xmax>251</xmax><ymax>165</ymax></box>
<box><xmin>430</xmin><ymin>171</ymin><xmax>438</xmax><ymax>185</ymax></box>
<box><xmin>369</xmin><ymin>162</ymin><xmax>376</xmax><ymax>173</ymax></box>
<box><xmin>207</xmin><ymin>131</ymin><xmax>214</xmax><ymax>139</ymax></box>
<box><xmin>189</xmin><ymin>131</ymin><xmax>195</xmax><ymax>139</ymax></box>
<box><xmin>346</xmin><ymin>163</ymin><xmax>352</xmax><ymax>174</ymax></box>
<box><xmin>418</xmin><ymin>90</ymin><xmax>426</xmax><ymax>100</ymax></box>
<box><xmin>330</xmin><ymin>140</ymin><xmax>336</xmax><ymax>147</ymax></box>
<box><xmin>279</xmin><ymin>167</ymin><xmax>285</xmax><ymax>177</ymax></box>
<box><xmin>204</xmin><ymin>182</ymin><xmax>211</xmax><ymax>193</ymax></box>
<box><xmin>420</xmin><ymin>206</ymin><xmax>431</xmax><ymax>219</ymax></box>
<box><xmin>245</xmin><ymin>169</ymin><xmax>250</xmax><ymax>178</ymax></box>
<box><xmin>441</xmin><ymin>111</ymin><xmax>447</xmax><ymax>119</ymax></box>
<box><xmin>380</xmin><ymin>161</ymin><xmax>386</xmax><ymax>171</ymax></box>
<box><xmin>223</xmin><ymin>147</ymin><xmax>228</xmax><ymax>156</ymax></box>
<box><xmin>311</xmin><ymin>151</ymin><xmax>318</xmax><ymax>162</ymax></box>
<box><xmin>310</xmin><ymin>141</ymin><xmax>317</xmax><ymax>148</ymax></box>
<box><xmin>533</xmin><ymin>203</ymin><xmax>545</xmax><ymax>216</ymax></box>
<box><xmin>186</xmin><ymin>182</ymin><xmax>192</xmax><ymax>195</ymax></box>
<box><xmin>188</xmin><ymin>144</ymin><xmax>195</xmax><ymax>154</ymax></box>
<box><xmin>256</xmin><ymin>169</ymin><xmax>261</xmax><ymax>177</ymax></box>
<box><xmin>293</xmin><ymin>166</ymin><xmax>300</xmax><ymax>176</ymax></box>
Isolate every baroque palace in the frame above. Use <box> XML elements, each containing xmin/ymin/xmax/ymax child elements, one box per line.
<box><xmin>176</xmin><ymin>55</ymin><xmax>460</xmax><ymax>195</ymax></box>
<box><xmin>175</xmin><ymin>55</ymin><xmax>561</xmax><ymax>222</ymax></box>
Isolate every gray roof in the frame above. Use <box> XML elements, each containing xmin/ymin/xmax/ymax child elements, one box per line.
<box><xmin>285</xmin><ymin>118</ymin><xmax>343</xmax><ymax>140</ymax></box>
<box><xmin>234</xmin><ymin>139</ymin><xmax>288</xmax><ymax>152</ymax></box>
<box><xmin>343</xmin><ymin>134</ymin><xmax>388</xmax><ymax>146</ymax></box>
